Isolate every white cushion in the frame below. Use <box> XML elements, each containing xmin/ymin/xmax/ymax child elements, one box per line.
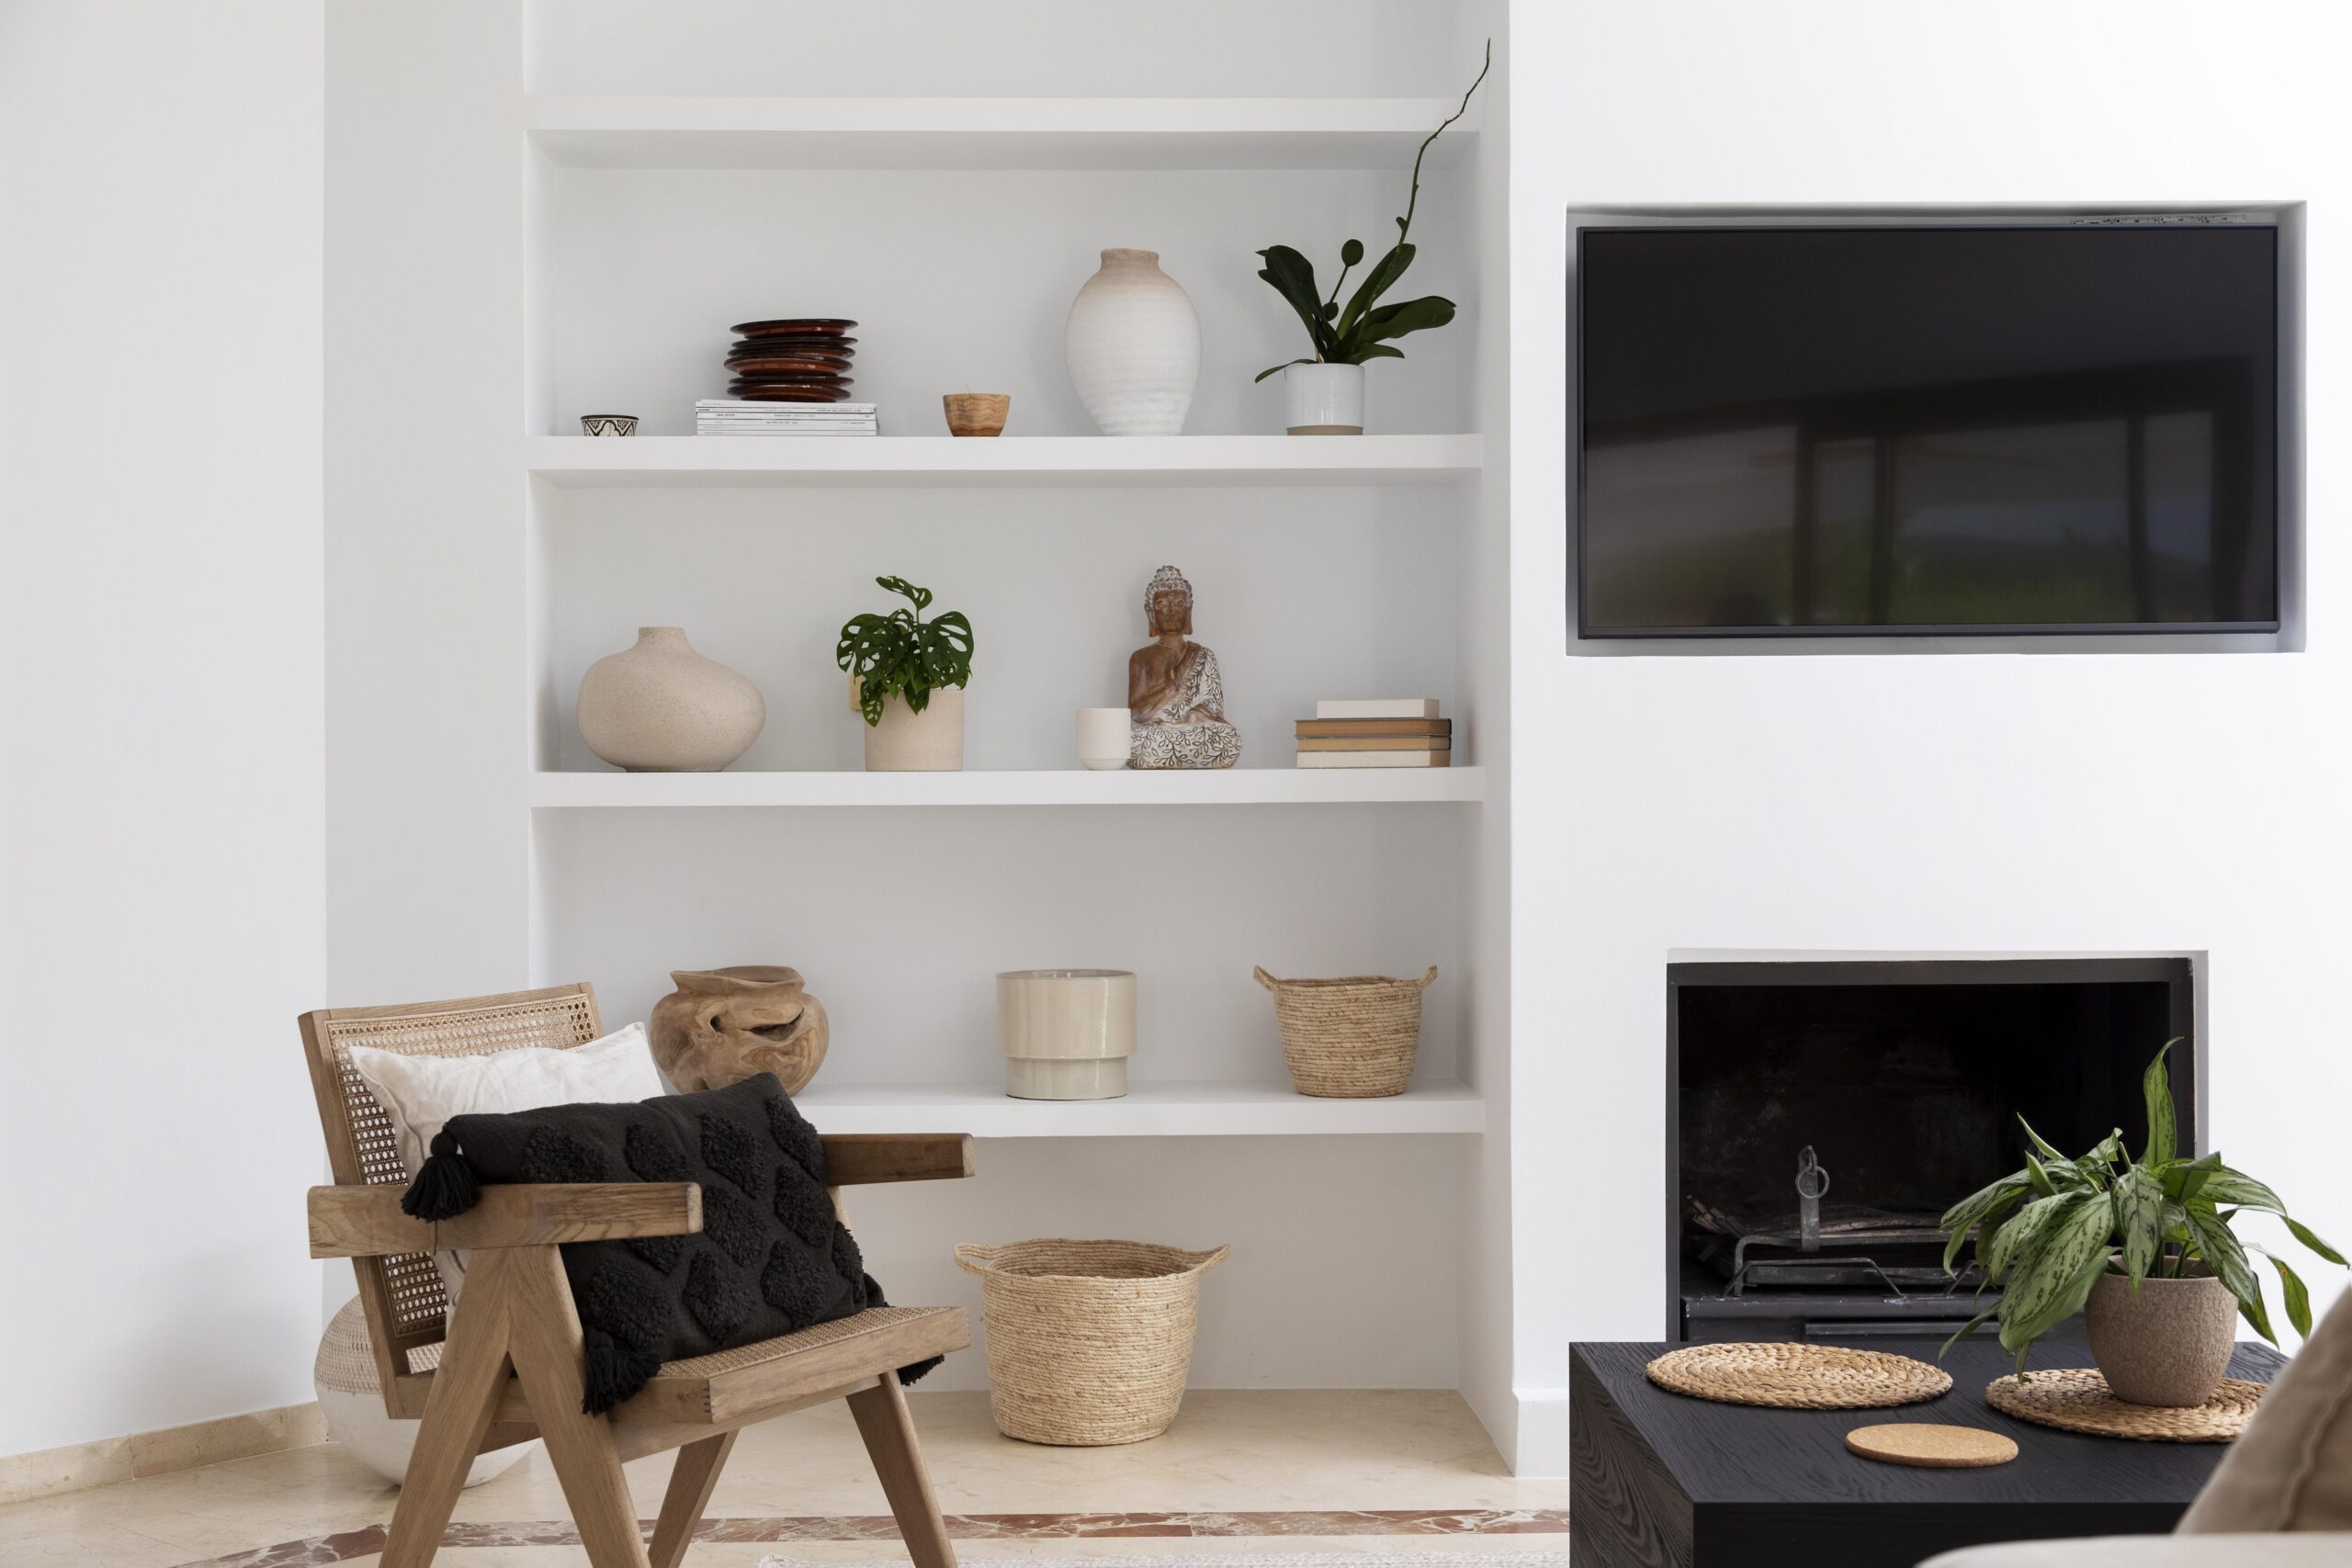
<box><xmin>1919</xmin><ymin>1536</ymin><xmax>2352</xmax><ymax>1567</ymax></box>
<box><xmin>345</xmin><ymin>1022</ymin><xmax>665</xmax><ymax>1301</ymax></box>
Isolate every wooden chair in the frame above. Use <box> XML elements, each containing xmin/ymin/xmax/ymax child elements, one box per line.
<box><xmin>299</xmin><ymin>983</ymin><xmax>973</xmax><ymax>1568</ymax></box>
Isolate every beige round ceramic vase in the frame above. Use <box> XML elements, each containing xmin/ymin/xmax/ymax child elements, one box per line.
<box><xmin>1065</xmin><ymin>248</ymin><xmax>1199</xmax><ymax>436</ymax></box>
<box><xmin>648</xmin><ymin>965</ymin><xmax>829</xmax><ymax>1094</ymax></box>
<box><xmin>577</xmin><ymin>626</ymin><xmax>764</xmax><ymax>772</ymax></box>
<box><xmin>2084</xmin><ymin>1266</ymin><xmax>2238</xmax><ymax>1406</ymax></box>
<box><xmin>316</xmin><ymin>1299</ymin><xmax>532</xmax><ymax>1485</ymax></box>
<box><xmin>860</xmin><ymin>683</ymin><xmax>966</xmax><ymax>771</ymax></box>
<box><xmin>998</xmin><ymin>969</ymin><xmax>1136</xmax><ymax>1100</ymax></box>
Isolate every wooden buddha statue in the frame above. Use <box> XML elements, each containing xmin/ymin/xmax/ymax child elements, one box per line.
<box><xmin>1127</xmin><ymin>564</ymin><xmax>1241</xmax><ymax>770</ymax></box>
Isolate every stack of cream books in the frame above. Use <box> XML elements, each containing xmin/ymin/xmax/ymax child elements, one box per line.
<box><xmin>1295</xmin><ymin>699</ymin><xmax>1450</xmax><ymax>767</ymax></box>
<box><xmin>695</xmin><ymin>400</ymin><xmax>878</xmax><ymax>436</ymax></box>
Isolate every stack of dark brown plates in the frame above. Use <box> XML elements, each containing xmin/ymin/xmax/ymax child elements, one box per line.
<box><xmin>725</xmin><ymin>318</ymin><xmax>857</xmax><ymax>402</ymax></box>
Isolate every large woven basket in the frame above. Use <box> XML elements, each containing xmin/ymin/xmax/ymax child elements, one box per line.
<box><xmin>954</xmin><ymin>1237</ymin><xmax>1227</xmax><ymax>1446</ymax></box>
<box><xmin>1254</xmin><ymin>964</ymin><xmax>1437</xmax><ymax>1097</ymax></box>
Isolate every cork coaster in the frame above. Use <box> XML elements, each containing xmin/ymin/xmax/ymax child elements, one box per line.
<box><xmin>1846</xmin><ymin>1423</ymin><xmax>2019</xmax><ymax>1468</ymax></box>
<box><xmin>1645</xmin><ymin>1342</ymin><xmax>1951</xmax><ymax>1410</ymax></box>
<box><xmin>1986</xmin><ymin>1368</ymin><xmax>2263</xmax><ymax>1442</ymax></box>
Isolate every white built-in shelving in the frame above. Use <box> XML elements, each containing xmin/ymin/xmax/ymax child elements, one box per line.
<box><xmin>794</xmin><ymin>1080</ymin><xmax>1483</xmax><ymax>1137</ymax></box>
<box><xmin>526</xmin><ymin>434</ymin><xmax>1482</xmax><ymax>489</ymax></box>
<box><xmin>530</xmin><ymin>766</ymin><xmax>1484</xmax><ymax>808</ymax></box>
<box><xmin>524</xmin><ymin>96</ymin><xmax>1477</xmax><ymax>171</ymax></box>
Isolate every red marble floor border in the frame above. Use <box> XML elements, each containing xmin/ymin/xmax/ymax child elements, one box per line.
<box><xmin>175</xmin><ymin>1508</ymin><xmax>1574</xmax><ymax>1567</ymax></box>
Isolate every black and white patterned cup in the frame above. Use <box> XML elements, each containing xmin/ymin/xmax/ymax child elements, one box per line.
<box><xmin>580</xmin><ymin>414</ymin><xmax>639</xmax><ymax>437</ymax></box>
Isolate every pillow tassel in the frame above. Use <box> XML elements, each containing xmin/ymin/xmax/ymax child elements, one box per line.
<box><xmin>401</xmin><ymin>1130</ymin><xmax>481</xmax><ymax>1221</ymax></box>
<box><xmin>580</xmin><ymin>1325</ymin><xmax>663</xmax><ymax>1416</ymax></box>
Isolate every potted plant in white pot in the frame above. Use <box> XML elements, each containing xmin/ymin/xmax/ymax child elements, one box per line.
<box><xmin>1939</xmin><ymin>1041</ymin><xmax>2343</xmax><ymax>1405</ymax></box>
<box><xmin>836</xmin><ymin>575</ymin><xmax>974</xmax><ymax>772</ymax></box>
<box><xmin>1250</xmin><ymin>42</ymin><xmax>1487</xmax><ymax>434</ymax></box>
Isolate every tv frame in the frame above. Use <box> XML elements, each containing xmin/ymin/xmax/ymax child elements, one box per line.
<box><xmin>1572</xmin><ymin>217</ymin><xmax>2287</xmax><ymax>642</ymax></box>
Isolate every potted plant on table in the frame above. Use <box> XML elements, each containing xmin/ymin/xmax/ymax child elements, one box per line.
<box><xmin>1938</xmin><ymin>1041</ymin><xmax>2343</xmax><ymax>1405</ymax></box>
<box><xmin>836</xmin><ymin>575</ymin><xmax>974</xmax><ymax>772</ymax></box>
<box><xmin>1250</xmin><ymin>42</ymin><xmax>1489</xmax><ymax>435</ymax></box>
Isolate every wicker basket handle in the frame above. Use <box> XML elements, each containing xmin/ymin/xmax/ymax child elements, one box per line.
<box><xmin>1409</xmin><ymin>965</ymin><xmax>1439</xmax><ymax>990</ymax></box>
<box><xmin>1252</xmin><ymin>965</ymin><xmax>1281</xmax><ymax>992</ymax></box>
<box><xmin>952</xmin><ymin>1243</ymin><xmax>1001</xmax><ymax>1277</ymax></box>
<box><xmin>1256</xmin><ymin>965</ymin><xmax>1437</xmax><ymax>991</ymax></box>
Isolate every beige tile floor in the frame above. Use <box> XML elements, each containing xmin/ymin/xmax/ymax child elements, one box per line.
<box><xmin>0</xmin><ymin>1391</ymin><xmax>1572</xmax><ymax>1568</ymax></box>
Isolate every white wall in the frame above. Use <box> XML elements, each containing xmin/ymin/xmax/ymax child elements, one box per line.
<box><xmin>0</xmin><ymin>1</ymin><xmax>326</xmax><ymax>1455</ymax></box>
<box><xmin>1506</xmin><ymin>0</ymin><xmax>2352</xmax><ymax>1473</ymax></box>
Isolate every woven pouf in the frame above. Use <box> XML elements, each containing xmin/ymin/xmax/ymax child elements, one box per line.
<box><xmin>1646</xmin><ymin>1342</ymin><xmax>1953</xmax><ymax>1409</ymax></box>
<box><xmin>1255</xmin><ymin>965</ymin><xmax>1437</xmax><ymax>1097</ymax></box>
<box><xmin>1987</xmin><ymin>1368</ymin><xmax>2264</xmax><ymax>1442</ymax></box>
<box><xmin>315</xmin><ymin>1299</ymin><xmax>535</xmax><ymax>1485</ymax></box>
<box><xmin>955</xmin><ymin>1238</ymin><xmax>1227</xmax><ymax>1445</ymax></box>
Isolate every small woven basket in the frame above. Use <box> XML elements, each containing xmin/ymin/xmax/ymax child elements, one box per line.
<box><xmin>954</xmin><ymin>1237</ymin><xmax>1227</xmax><ymax>1446</ymax></box>
<box><xmin>1254</xmin><ymin>964</ymin><xmax>1437</xmax><ymax>1098</ymax></box>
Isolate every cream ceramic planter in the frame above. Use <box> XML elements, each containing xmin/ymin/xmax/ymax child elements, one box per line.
<box><xmin>1065</xmin><ymin>248</ymin><xmax>1200</xmax><ymax>436</ymax></box>
<box><xmin>2084</xmin><ymin>1267</ymin><xmax>2238</xmax><ymax>1406</ymax></box>
<box><xmin>1283</xmin><ymin>362</ymin><xmax>1365</xmax><ymax>434</ymax></box>
<box><xmin>998</xmin><ymin>969</ymin><xmax>1136</xmax><ymax>1100</ymax></box>
<box><xmin>577</xmin><ymin>626</ymin><xmax>764</xmax><ymax>773</ymax></box>
<box><xmin>860</xmin><ymin>684</ymin><xmax>966</xmax><ymax>772</ymax></box>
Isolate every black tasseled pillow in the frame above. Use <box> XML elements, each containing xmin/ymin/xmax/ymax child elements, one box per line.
<box><xmin>403</xmin><ymin>1072</ymin><xmax>938</xmax><ymax>1414</ymax></box>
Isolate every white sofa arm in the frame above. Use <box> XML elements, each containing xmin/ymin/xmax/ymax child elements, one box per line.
<box><xmin>1922</xmin><ymin>1535</ymin><xmax>2352</xmax><ymax>1568</ymax></box>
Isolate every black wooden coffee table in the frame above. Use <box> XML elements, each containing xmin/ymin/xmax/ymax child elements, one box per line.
<box><xmin>1570</xmin><ymin>1337</ymin><xmax>2281</xmax><ymax>1568</ymax></box>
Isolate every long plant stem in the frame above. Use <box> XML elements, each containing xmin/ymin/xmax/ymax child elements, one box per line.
<box><xmin>1396</xmin><ymin>38</ymin><xmax>1491</xmax><ymax>244</ymax></box>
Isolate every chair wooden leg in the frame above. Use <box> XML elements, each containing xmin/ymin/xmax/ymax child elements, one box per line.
<box><xmin>847</xmin><ymin>1373</ymin><xmax>957</xmax><ymax>1568</ymax></box>
<box><xmin>381</xmin><ymin>1250</ymin><xmax>517</xmax><ymax>1568</ymax></box>
<box><xmin>648</xmin><ymin>1430</ymin><xmax>736</xmax><ymax>1568</ymax></box>
<box><xmin>506</xmin><ymin>1245</ymin><xmax>654</xmax><ymax>1568</ymax></box>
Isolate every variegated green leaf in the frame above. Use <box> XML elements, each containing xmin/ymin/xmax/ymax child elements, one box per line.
<box><xmin>2161</xmin><ymin>1151</ymin><xmax>2222</xmax><ymax>1203</ymax></box>
<box><xmin>2115</xmin><ymin>1166</ymin><xmax>2163</xmax><ymax>1287</ymax></box>
<box><xmin>2199</xmin><ymin>1169</ymin><xmax>2286</xmax><ymax>1213</ymax></box>
<box><xmin>1985</xmin><ymin>1192</ymin><xmax>2068</xmax><ymax>1285</ymax></box>
<box><xmin>2141</xmin><ymin>1037</ymin><xmax>2180</xmax><ymax>1166</ymax></box>
<box><xmin>2185</xmin><ymin>1204</ymin><xmax>2274</xmax><ymax>1345</ymax></box>
<box><xmin>1998</xmin><ymin>1193</ymin><xmax>2113</xmax><ymax>1359</ymax></box>
<box><xmin>2025</xmin><ymin>1149</ymin><xmax>2058</xmax><ymax>1199</ymax></box>
<box><xmin>2286</xmin><ymin>1216</ymin><xmax>2347</xmax><ymax>1268</ymax></box>
<box><xmin>2018</xmin><ymin>1115</ymin><xmax>2069</xmax><ymax>1164</ymax></box>
<box><xmin>1972</xmin><ymin>1190</ymin><xmax>2028</xmax><ymax>1280</ymax></box>
<box><xmin>1938</xmin><ymin>1300</ymin><xmax>2001</xmax><ymax>1359</ymax></box>
<box><xmin>1940</xmin><ymin>1173</ymin><xmax>2031</xmax><ymax>1274</ymax></box>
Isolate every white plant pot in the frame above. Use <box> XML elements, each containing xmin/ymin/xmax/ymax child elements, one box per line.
<box><xmin>577</xmin><ymin>626</ymin><xmax>764</xmax><ymax>773</ymax></box>
<box><xmin>1283</xmin><ymin>362</ymin><xmax>1365</xmax><ymax>435</ymax></box>
<box><xmin>998</xmin><ymin>969</ymin><xmax>1136</xmax><ymax>1100</ymax></box>
<box><xmin>1076</xmin><ymin>706</ymin><xmax>1131</xmax><ymax>770</ymax></box>
<box><xmin>1065</xmin><ymin>248</ymin><xmax>1200</xmax><ymax>436</ymax></box>
<box><xmin>861</xmin><ymin>684</ymin><xmax>966</xmax><ymax>772</ymax></box>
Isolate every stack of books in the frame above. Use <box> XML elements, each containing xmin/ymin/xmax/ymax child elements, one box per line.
<box><xmin>695</xmin><ymin>400</ymin><xmax>878</xmax><ymax>436</ymax></box>
<box><xmin>1295</xmin><ymin>699</ymin><xmax>1451</xmax><ymax>768</ymax></box>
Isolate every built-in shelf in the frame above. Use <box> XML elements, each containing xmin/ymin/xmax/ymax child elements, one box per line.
<box><xmin>525</xmin><ymin>96</ymin><xmax>1476</xmax><ymax>172</ymax></box>
<box><xmin>793</xmin><ymin>1080</ymin><xmax>1484</xmax><ymax>1136</ymax></box>
<box><xmin>529</xmin><ymin>767</ymin><xmax>1483</xmax><ymax>808</ymax></box>
<box><xmin>526</xmin><ymin>434</ymin><xmax>1482</xmax><ymax>489</ymax></box>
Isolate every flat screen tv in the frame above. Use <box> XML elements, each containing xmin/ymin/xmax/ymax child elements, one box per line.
<box><xmin>1576</xmin><ymin>222</ymin><xmax>2279</xmax><ymax>637</ymax></box>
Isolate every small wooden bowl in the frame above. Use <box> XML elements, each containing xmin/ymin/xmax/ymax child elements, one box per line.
<box><xmin>944</xmin><ymin>392</ymin><xmax>1011</xmax><ymax>437</ymax></box>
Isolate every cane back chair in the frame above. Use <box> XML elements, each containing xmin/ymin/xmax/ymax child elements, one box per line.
<box><xmin>300</xmin><ymin>983</ymin><xmax>972</xmax><ymax>1568</ymax></box>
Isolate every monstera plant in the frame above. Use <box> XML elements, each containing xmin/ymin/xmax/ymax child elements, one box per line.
<box><xmin>1939</xmin><ymin>1041</ymin><xmax>2343</xmax><ymax>1378</ymax></box>
<box><xmin>1250</xmin><ymin>43</ymin><xmax>1489</xmax><ymax>433</ymax></box>
<box><xmin>835</xmin><ymin>576</ymin><xmax>973</xmax><ymax>727</ymax></box>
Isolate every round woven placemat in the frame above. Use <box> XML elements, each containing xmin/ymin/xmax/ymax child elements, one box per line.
<box><xmin>1645</xmin><ymin>1342</ymin><xmax>1952</xmax><ymax>1409</ymax></box>
<box><xmin>1846</xmin><ymin>1422</ymin><xmax>2018</xmax><ymax>1468</ymax></box>
<box><xmin>1985</xmin><ymin>1368</ymin><xmax>2263</xmax><ymax>1442</ymax></box>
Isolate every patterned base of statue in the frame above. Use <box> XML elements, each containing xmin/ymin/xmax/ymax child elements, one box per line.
<box><xmin>1127</xmin><ymin>564</ymin><xmax>1242</xmax><ymax>771</ymax></box>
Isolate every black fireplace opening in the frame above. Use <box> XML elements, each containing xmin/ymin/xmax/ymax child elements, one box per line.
<box><xmin>1668</xmin><ymin>957</ymin><xmax>2196</xmax><ymax>1343</ymax></box>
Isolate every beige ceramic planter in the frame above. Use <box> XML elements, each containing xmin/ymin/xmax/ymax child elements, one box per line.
<box><xmin>998</xmin><ymin>969</ymin><xmax>1136</xmax><ymax>1100</ymax></box>
<box><xmin>2085</xmin><ymin>1266</ymin><xmax>2238</xmax><ymax>1406</ymax></box>
<box><xmin>858</xmin><ymin>683</ymin><xmax>966</xmax><ymax>771</ymax></box>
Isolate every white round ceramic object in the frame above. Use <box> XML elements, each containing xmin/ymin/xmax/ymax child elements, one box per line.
<box><xmin>1066</xmin><ymin>249</ymin><xmax>1200</xmax><ymax>436</ymax></box>
<box><xmin>577</xmin><ymin>626</ymin><xmax>764</xmax><ymax>773</ymax></box>
<box><xmin>1284</xmin><ymin>362</ymin><xmax>1365</xmax><ymax>434</ymax></box>
<box><xmin>1076</xmin><ymin>706</ymin><xmax>1131</xmax><ymax>770</ymax></box>
<box><xmin>315</xmin><ymin>1300</ymin><xmax>531</xmax><ymax>1486</ymax></box>
<box><xmin>861</xmin><ymin>684</ymin><xmax>966</xmax><ymax>772</ymax></box>
<box><xmin>998</xmin><ymin>968</ymin><xmax>1136</xmax><ymax>1100</ymax></box>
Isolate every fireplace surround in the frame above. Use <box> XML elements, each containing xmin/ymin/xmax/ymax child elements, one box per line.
<box><xmin>1668</xmin><ymin>956</ymin><xmax>2197</xmax><ymax>1342</ymax></box>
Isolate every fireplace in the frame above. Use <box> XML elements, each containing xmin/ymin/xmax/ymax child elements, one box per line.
<box><xmin>1668</xmin><ymin>957</ymin><xmax>2197</xmax><ymax>1343</ymax></box>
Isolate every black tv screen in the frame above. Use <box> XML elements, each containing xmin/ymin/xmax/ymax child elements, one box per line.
<box><xmin>1576</xmin><ymin>223</ymin><xmax>2279</xmax><ymax>637</ymax></box>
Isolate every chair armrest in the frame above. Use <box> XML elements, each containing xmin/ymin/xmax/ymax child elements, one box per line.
<box><xmin>821</xmin><ymin>1133</ymin><xmax>976</xmax><ymax>1186</ymax></box>
<box><xmin>307</xmin><ymin>1182</ymin><xmax>702</xmax><ymax>1258</ymax></box>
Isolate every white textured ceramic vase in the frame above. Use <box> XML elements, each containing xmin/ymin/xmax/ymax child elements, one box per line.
<box><xmin>316</xmin><ymin>1300</ymin><xmax>530</xmax><ymax>1486</ymax></box>
<box><xmin>998</xmin><ymin>969</ymin><xmax>1136</xmax><ymax>1100</ymax></box>
<box><xmin>1065</xmin><ymin>248</ymin><xmax>1200</xmax><ymax>436</ymax></box>
<box><xmin>1283</xmin><ymin>362</ymin><xmax>1365</xmax><ymax>434</ymax></box>
<box><xmin>577</xmin><ymin>626</ymin><xmax>764</xmax><ymax>773</ymax></box>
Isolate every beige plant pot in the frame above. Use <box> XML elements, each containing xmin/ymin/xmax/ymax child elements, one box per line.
<box><xmin>998</xmin><ymin>969</ymin><xmax>1136</xmax><ymax>1100</ymax></box>
<box><xmin>2085</xmin><ymin>1266</ymin><xmax>2238</xmax><ymax>1406</ymax></box>
<box><xmin>859</xmin><ymin>683</ymin><xmax>966</xmax><ymax>772</ymax></box>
